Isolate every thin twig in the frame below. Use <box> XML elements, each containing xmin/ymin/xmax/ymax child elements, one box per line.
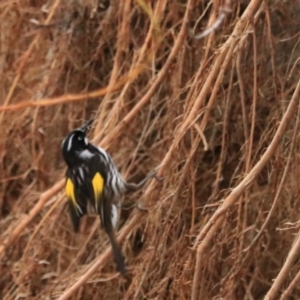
<box><xmin>265</xmin><ymin>231</ymin><xmax>300</xmax><ymax>300</ymax></box>
<box><xmin>191</xmin><ymin>79</ymin><xmax>300</xmax><ymax>300</ymax></box>
<box><xmin>0</xmin><ymin>180</ymin><xmax>64</xmax><ymax>259</ymax></box>
<box><xmin>0</xmin><ymin>65</ymin><xmax>145</xmax><ymax>112</ymax></box>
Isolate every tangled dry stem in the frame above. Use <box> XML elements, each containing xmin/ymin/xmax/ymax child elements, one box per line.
<box><xmin>1</xmin><ymin>0</ymin><xmax>300</xmax><ymax>299</ymax></box>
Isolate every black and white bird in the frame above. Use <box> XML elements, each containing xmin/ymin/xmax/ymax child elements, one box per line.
<box><xmin>61</xmin><ymin>119</ymin><xmax>159</xmax><ymax>274</ymax></box>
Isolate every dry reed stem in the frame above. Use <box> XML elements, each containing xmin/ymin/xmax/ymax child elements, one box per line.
<box><xmin>0</xmin><ymin>65</ymin><xmax>145</xmax><ymax>112</ymax></box>
<box><xmin>180</xmin><ymin>0</ymin><xmax>262</xmax><ymax>144</ymax></box>
<box><xmin>0</xmin><ymin>180</ymin><xmax>64</xmax><ymax>260</ymax></box>
<box><xmin>1</xmin><ymin>1</ymin><xmax>300</xmax><ymax>299</ymax></box>
<box><xmin>265</xmin><ymin>231</ymin><xmax>300</xmax><ymax>300</ymax></box>
<box><xmin>243</xmin><ymin>95</ymin><xmax>300</xmax><ymax>257</ymax></box>
<box><xmin>280</xmin><ymin>266</ymin><xmax>300</xmax><ymax>300</ymax></box>
<box><xmin>0</xmin><ymin>0</ymin><xmax>61</xmax><ymax>123</ymax></box>
<box><xmin>264</xmin><ymin>104</ymin><xmax>300</xmax><ymax>298</ymax></box>
<box><xmin>94</xmin><ymin>0</ymin><xmax>167</xmax><ymax>139</ymax></box>
<box><xmin>96</xmin><ymin>0</ymin><xmax>197</xmax><ymax>147</ymax></box>
<box><xmin>192</xmin><ymin>79</ymin><xmax>300</xmax><ymax>300</ymax></box>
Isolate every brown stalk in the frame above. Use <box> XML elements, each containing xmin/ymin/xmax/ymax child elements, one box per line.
<box><xmin>265</xmin><ymin>231</ymin><xmax>300</xmax><ymax>300</ymax></box>
<box><xmin>264</xmin><ymin>94</ymin><xmax>300</xmax><ymax>300</ymax></box>
<box><xmin>95</xmin><ymin>0</ymin><xmax>197</xmax><ymax>147</ymax></box>
<box><xmin>191</xmin><ymin>79</ymin><xmax>300</xmax><ymax>300</ymax></box>
<box><xmin>280</xmin><ymin>263</ymin><xmax>300</xmax><ymax>300</ymax></box>
<box><xmin>0</xmin><ymin>180</ymin><xmax>64</xmax><ymax>259</ymax></box>
<box><xmin>179</xmin><ymin>0</ymin><xmax>262</xmax><ymax>144</ymax></box>
<box><xmin>0</xmin><ymin>65</ymin><xmax>145</xmax><ymax>112</ymax></box>
<box><xmin>1</xmin><ymin>1</ymin><xmax>299</xmax><ymax>299</ymax></box>
<box><xmin>0</xmin><ymin>0</ymin><xmax>61</xmax><ymax>123</ymax></box>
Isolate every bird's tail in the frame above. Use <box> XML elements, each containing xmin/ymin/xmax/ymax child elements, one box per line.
<box><xmin>107</xmin><ymin>229</ymin><xmax>126</xmax><ymax>275</ymax></box>
<box><xmin>100</xmin><ymin>196</ymin><xmax>126</xmax><ymax>275</ymax></box>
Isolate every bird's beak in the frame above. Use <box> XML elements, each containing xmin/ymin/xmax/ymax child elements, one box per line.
<box><xmin>79</xmin><ymin>119</ymin><xmax>94</xmax><ymax>133</ymax></box>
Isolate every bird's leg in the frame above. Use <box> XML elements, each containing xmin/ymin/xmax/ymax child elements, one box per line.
<box><xmin>125</xmin><ymin>169</ymin><xmax>163</xmax><ymax>192</ymax></box>
<box><xmin>123</xmin><ymin>169</ymin><xmax>163</xmax><ymax>211</ymax></box>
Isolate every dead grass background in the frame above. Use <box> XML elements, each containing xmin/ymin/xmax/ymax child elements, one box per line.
<box><xmin>0</xmin><ymin>0</ymin><xmax>300</xmax><ymax>299</ymax></box>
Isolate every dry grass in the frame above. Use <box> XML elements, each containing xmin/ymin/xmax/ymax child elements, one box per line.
<box><xmin>1</xmin><ymin>0</ymin><xmax>300</xmax><ymax>299</ymax></box>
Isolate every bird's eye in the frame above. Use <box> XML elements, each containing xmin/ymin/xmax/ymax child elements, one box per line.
<box><xmin>78</xmin><ymin>136</ymin><xmax>83</xmax><ymax>141</ymax></box>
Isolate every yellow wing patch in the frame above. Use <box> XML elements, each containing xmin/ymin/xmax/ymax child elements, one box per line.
<box><xmin>92</xmin><ymin>172</ymin><xmax>104</xmax><ymax>203</ymax></box>
<box><xmin>66</xmin><ymin>178</ymin><xmax>76</xmax><ymax>207</ymax></box>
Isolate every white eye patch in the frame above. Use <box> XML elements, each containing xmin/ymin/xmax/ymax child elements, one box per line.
<box><xmin>84</xmin><ymin>137</ymin><xmax>88</xmax><ymax>145</ymax></box>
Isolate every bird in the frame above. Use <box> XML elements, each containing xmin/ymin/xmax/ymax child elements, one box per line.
<box><xmin>61</xmin><ymin>119</ymin><xmax>160</xmax><ymax>274</ymax></box>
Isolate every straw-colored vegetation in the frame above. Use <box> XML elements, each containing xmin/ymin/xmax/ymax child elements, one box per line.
<box><xmin>1</xmin><ymin>0</ymin><xmax>300</xmax><ymax>299</ymax></box>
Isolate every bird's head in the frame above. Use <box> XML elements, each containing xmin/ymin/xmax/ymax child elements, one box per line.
<box><xmin>61</xmin><ymin>119</ymin><xmax>93</xmax><ymax>166</ymax></box>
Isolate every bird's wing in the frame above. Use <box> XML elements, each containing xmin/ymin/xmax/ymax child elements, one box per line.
<box><xmin>91</xmin><ymin>171</ymin><xmax>105</xmax><ymax>219</ymax></box>
<box><xmin>90</xmin><ymin>152</ymin><xmax>126</xmax><ymax>274</ymax></box>
<box><xmin>65</xmin><ymin>169</ymin><xmax>86</xmax><ymax>232</ymax></box>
